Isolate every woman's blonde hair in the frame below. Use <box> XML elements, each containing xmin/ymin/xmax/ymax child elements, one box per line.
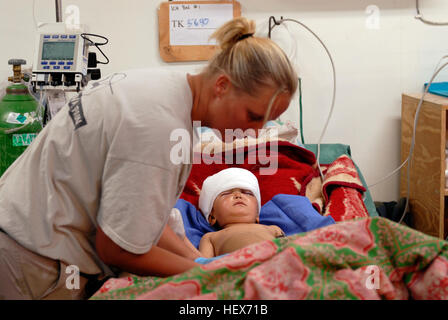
<box><xmin>205</xmin><ymin>17</ymin><xmax>298</xmax><ymax>96</ymax></box>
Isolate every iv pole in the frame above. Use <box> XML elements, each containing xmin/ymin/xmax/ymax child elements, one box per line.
<box><xmin>55</xmin><ymin>0</ymin><xmax>62</xmax><ymax>22</ymax></box>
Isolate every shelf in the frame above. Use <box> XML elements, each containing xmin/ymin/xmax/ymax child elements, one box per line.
<box><xmin>401</xmin><ymin>93</ymin><xmax>448</xmax><ymax>239</ymax></box>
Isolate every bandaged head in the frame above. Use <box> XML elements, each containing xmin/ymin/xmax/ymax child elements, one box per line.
<box><xmin>198</xmin><ymin>168</ymin><xmax>261</xmax><ymax>222</ymax></box>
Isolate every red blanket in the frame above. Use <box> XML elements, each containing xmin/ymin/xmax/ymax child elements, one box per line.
<box><xmin>181</xmin><ymin>140</ymin><xmax>369</xmax><ymax>222</ymax></box>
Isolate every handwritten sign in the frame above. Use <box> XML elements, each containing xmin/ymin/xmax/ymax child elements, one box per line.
<box><xmin>169</xmin><ymin>3</ymin><xmax>233</xmax><ymax>46</ymax></box>
<box><xmin>158</xmin><ymin>1</ymin><xmax>241</xmax><ymax>62</ymax></box>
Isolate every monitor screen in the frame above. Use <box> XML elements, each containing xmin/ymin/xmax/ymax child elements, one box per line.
<box><xmin>41</xmin><ymin>41</ymin><xmax>75</xmax><ymax>60</ymax></box>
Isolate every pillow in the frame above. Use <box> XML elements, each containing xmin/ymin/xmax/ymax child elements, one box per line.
<box><xmin>193</xmin><ymin>120</ymin><xmax>303</xmax><ymax>154</ymax></box>
<box><xmin>181</xmin><ymin>140</ymin><xmax>317</xmax><ymax>210</ymax></box>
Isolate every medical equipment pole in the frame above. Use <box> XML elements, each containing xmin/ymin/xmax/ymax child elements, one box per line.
<box><xmin>55</xmin><ymin>0</ymin><xmax>62</xmax><ymax>22</ymax></box>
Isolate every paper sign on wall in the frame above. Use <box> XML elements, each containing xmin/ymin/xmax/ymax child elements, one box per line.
<box><xmin>158</xmin><ymin>1</ymin><xmax>241</xmax><ymax>62</ymax></box>
<box><xmin>169</xmin><ymin>3</ymin><xmax>233</xmax><ymax>46</ymax></box>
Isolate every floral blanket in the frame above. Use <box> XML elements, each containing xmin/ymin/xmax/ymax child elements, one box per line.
<box><xmin>91</xmin><ymin>217</ymin><xmax>448</xmax><ymax>300</ymax></box>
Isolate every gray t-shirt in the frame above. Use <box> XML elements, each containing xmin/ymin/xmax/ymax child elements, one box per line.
<box><xmin>0</xmin><ymin>68</ymin><xmax>194</xmax><ymax>275</ymax></box>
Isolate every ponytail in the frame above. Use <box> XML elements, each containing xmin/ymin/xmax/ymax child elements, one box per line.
<box><xmin>205</xmin><ymin>17</ymin><xmax>298</xmax><ymax>95</ymax></box>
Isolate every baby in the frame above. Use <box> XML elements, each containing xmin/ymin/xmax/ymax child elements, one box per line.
<box><xmin>198</xmin><ymin>168</ymin><xmax>284</xmax><ymax>258</ymax></box>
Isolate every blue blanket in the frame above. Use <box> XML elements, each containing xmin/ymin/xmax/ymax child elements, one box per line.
<box><xmin>175</xmin><ymin>194</ymin><xmax>335</xmax><ymax>248</ymax></box>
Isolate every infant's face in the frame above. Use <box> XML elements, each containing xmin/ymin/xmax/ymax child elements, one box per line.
<box><xmin>210</xmin><ymin>188</ymin><xmax>258</xmax><ymax>227</ymax></box>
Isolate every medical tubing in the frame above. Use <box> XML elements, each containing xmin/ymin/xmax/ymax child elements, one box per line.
<box><xmin>415</xmin><ymin>0</ymin><xmax>448</xmax><ymax>26</ymax></box>
<box><xmin>298</xmin><ymin>77</ymin><xmax>305</xmax><ymax>144</ymax></box>
<box><xmin>36</xmin><ymin>86</ymin><xmax>46</xmax><ymax>127</ymax></box>
<box><xmin>367</xmin><ymin>159</ymin><xmax>408</xmax><ymax>188</ymax></box>
<box><xmin>0</xmin><ymin>123</ymin><xmax>31</xmax><ymax>134</ymax></box>
<box><xmin>368</xmin><ymin>56</ymin><xmax>448</xmax><ymax>189</ymax></box>
<box><xmin>275</xmin><ymin>18</ymin><xmax>337</xmax><ymax>181</ymax></box>
<box><xmin>268</xmin><ymin>18</ymin><xmax>303</xmax><ymax>142</ymax></box>
<box><xmin>262</xmin><ymin>87</ymin><xmax>285</xmax><ymax>128</ymax></box>
<box><xmin>32</xmin><ymin>0</ymin><xmax>38</xmax><ymax>30</ymax></box>
<box><xmin>0</xmin><ymin>83</ymin><xmax>45</xmax><ymax>135</ymax></box>
<box><xmin>27</xmin><ymin>80</ymin><xmax>46</xmax><ymax>127</ymax></box>
<box><xmin>267</xmin><ymin>18</ymin><xmax>298</xmax><ymax>63</ymax></box>
<box><xmin>432</xmin><ymin>55</ymin><xmax>448</xmax><ymax>76</ymax></box>
<box><xmin>398</xmin><ymin>60</ymin><xmax>448</xmax><ymax>225</ymax></box>
<box><xmin>32</xmin><ymin>0</ymin><xmax>51</xmax><ymax>30</ymax></box>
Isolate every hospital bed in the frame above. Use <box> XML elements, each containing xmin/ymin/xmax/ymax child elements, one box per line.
<box><xmin>90</xmin><ymin>125</ymin><xmax>448</xmax><ymax>300</ymax></box>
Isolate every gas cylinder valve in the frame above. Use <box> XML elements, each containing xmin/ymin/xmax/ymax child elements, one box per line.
<box><xmin>7</xmin><ymin>59</ymin><xmax>29</xmax><ymax>83</ymax></box>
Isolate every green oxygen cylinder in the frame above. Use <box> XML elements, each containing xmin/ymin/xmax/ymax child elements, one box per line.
<box><xmin>0</xmin><ymin>59</ymin><xmax>43</xmax><ymax>177</ymax></box>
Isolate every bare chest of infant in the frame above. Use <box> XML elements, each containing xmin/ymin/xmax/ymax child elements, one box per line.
<box><xmin>209</xmin><ymin>224</ymin><xmax>283</xmax><ymax>256</ymax></box>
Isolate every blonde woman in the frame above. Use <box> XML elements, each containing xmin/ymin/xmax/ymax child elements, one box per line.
<box><xmin>0</xmin><ymin>17</ymin><xmax>298</xmax><ymax>299</ymax></box>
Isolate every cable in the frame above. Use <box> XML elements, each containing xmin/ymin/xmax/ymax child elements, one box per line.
<box><xmin>262</xmin><ymin>87</ymin><xmax>286</xmax><ymax>128</ymax></box>
<box><xmin>36</xmin><ymin>88</ymin><xmax>46</xmax><ymax>127</ymax></box>
<box><xmin>269</xmin><ymin>17</ymin><xmax>337</xmax><ymax>181</ymax></box>
<box><xmin>368</xmin><ymin>58</ymin><xmax>448</xmax><ymax>223</ymax></box>
<box><xmin>267</xmin><ymin>17</ymin><xmax>298</xmax><ymax>69</ymax></box>
<box><xmin>432</xmin><ymin>55</ymin><xmax>448</xmax><ymax>75</ymax></box>
<box><xmin>368</xmin><ymin>56</ymin><xmax>448</xmax><ymax>185</ymax></box>
<box><xmin>369</xmin><ymin>55</ymin><xmax>448</xmax><ymax>190</ymax></box>
<box><xmin>282</xmin><ymin>18</ymin><xmax>336</xmax><ymax>181</ymax></box>
<box><xmin>415</xmin><ymin>0</ymin><xmax>448</xmax><ymax>26</ymax></box>
<box><xmin>32</xmin><ymin>0</ymin><xmax>50</xmax><ymax>30</ymax></box>
<box><xmin>32</xmin><ymin>0</ymin><xmax>38</xmax><ymax>30</ymax></box>
<box><xmin>367</xmin><ymin>159</ymin><xmax>408</xmax><ymax>189</ymax></box>
<box><xmin>81</xmin><ymin>33</ymin><xmax>110</xmax><ymax>65</ymax></box>
<box><xmin>298</xmin><ymin>77</ymin><xmax>305</xmax><ymax>144</ymax></box>
<box><xmin>367</xmin><ymin>57</ymin><xmax>448</xmax><ymax>225</ymax></box>
<box><xmin>26</xmin><ymin>78</ymin><xmax>46</xmax><ymax>128</ymax></box>
<box><xmin>267</xmin><ymin>17</ymin><xmax>301</xmax><ymax>135</ymax></box>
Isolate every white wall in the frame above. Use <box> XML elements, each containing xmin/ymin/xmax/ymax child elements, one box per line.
<box><xmin>1</xmin><ymin>0</ymin><xmax>448</xmax><ymax>202</ymax></box>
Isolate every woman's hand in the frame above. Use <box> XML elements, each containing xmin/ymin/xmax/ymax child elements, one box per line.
<box><xmin>95</xmin><ymin>226</ymin><xmax>199</xmax><ymax>277</ymax></box>
<box><xmin>157</xmin><ymin>224</ymin><xmax>201</xmax><ymax>261</ymax></box>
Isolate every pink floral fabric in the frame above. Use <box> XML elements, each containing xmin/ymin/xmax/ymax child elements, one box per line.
<box><xmin>91</xmin><ymin>217</ymin><xmax>448</xmax><ymax>300</ymax></box>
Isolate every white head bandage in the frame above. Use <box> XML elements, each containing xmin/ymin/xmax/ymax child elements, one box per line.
<box><xmin>198</xmin><ymin>168</ymin><xmax>261</xmax><ymax>222</ymax></box>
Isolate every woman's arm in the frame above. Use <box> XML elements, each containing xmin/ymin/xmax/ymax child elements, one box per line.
<box><xmin>95</xmin><ymin>226</ymin><xmax>199</xmax><ymax>277</ymax></box>
<box><xmin>182</xmin><ymin>235</ymin><xmax>202</xmax><ymax>257</ymax></box>
<box><xmin>157</xmin><ymin>224</ymin><xmax>201</xmax><ymax>260</ymax></box>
